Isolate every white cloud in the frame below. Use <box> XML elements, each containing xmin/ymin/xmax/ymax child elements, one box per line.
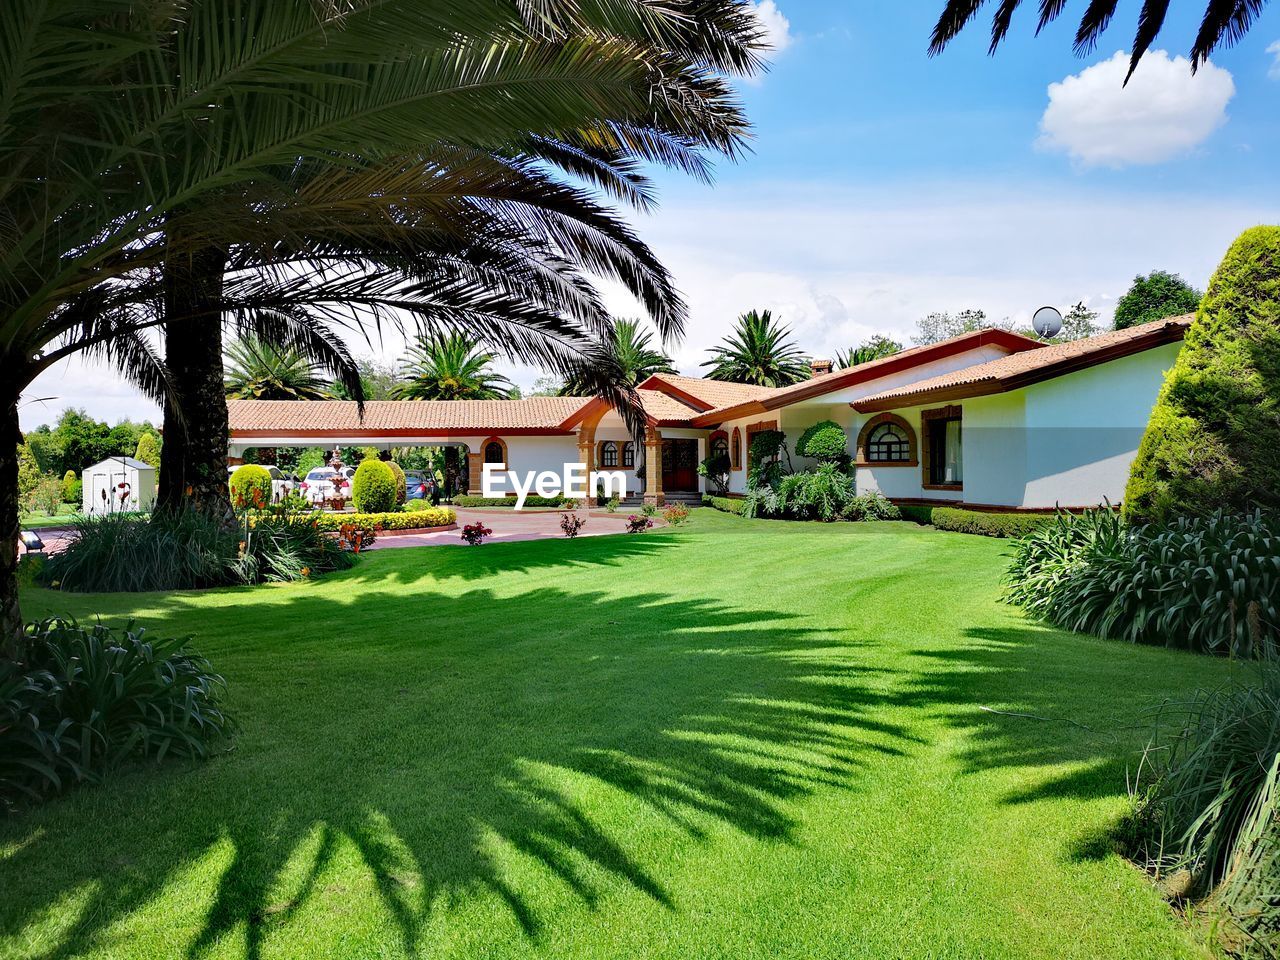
<box><xmin>1268</xmin><ymin>40</ymin><xmax>1280</xmax><ymax>79</ymax></box>
<box><xmin>22</xmin><ymin>182</ymin><xmax>1279</xmax><ymax>429</ymax></box>
<box><xmin>1037</xmin><ymin>50</ymin><xmax>1234</xmax><ymax>168</ymax></box>
<box><xmin>751</xmin><ymin>1</ymin><xmax>792</xmax><ymax>54</ymax></box>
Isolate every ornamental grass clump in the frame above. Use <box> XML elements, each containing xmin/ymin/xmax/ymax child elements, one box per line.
<box><xmin>1</xmin><ymin>618</ymin><xmax>233</xmax><ymax>813</ymax></box>
<box><xmin>1124</xmin><ymin>667</ymin><xmax>1280</xmax><ymax>957</ymax></box>
<box><xmin>1005</xmin><ymin>510</ymin><xmax>1279</xmax><ymax>658</ymax></box>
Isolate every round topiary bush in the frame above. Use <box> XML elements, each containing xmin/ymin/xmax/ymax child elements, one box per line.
<box><xmin>796</xmin><ymin>420</ymin><xmax>848</xmax><ymax>462</ymax></box>
<box><xmin>229</xmin><ymin>464</ymin><xmax>272</xmax><ymax>509</ymax></box>
<box><xmin>351</xmin><ymin>459</ymin><xmax>396</xmax><ymax>513</ymax></box>
<box><xmin>386</xmin><ymin>461</ymin><xmax>407</xmax><ymax>506</ymax></box>
<box><xmin>1125</xmin><ymin>225</ymin><xmax>1280</xmax><ymax>525</ymax></box>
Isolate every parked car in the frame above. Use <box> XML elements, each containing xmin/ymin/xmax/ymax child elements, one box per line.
<box><xmin>298</xmin><ymin>466</ymin><xmax>354</xmax><ymax>505</ymax></box>
<box><xmin>404</xmin><ymin>470</ymin><xmax>429</xmax><ymax>500</ymax></box>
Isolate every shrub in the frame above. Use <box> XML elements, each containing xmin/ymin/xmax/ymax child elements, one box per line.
<box><xmin>606</xmin><ymin>496</ymin><xmax>620</xmax><ymax>513</ymax></box>
<box><xmin>702</xmin><ymin>495</ymin><xmax>746</xmax><ymax>516</ymax></box>
<box><xmin>641</xmin><ymin>503</ymin><xmax>658</xmax><ymax>517</ymax></box>
<box><xmin>235</xmin><ymin>512</ymin><xmax>358</xmax><ymax>582</ymax></box>
<box><xmin>1124</xmin><ymin>667</ymin><xmax>1279</xmax><ymax>954</ymax></box>
<box><xmin>663</xmin><ymin>503</ymin><xmax>690</xmax><ymax>525</ymax></box>
<box><xmin>26</xmin><ymin>475</ymin><xmax>63</xmax><ymax>516</ymax></box>
<box><xmin>403</xmin><ymin>499</ymin><xmax>433</xmax><ymax>512</ymax></box>
<box><xmin>1125</xmin><ymin>226</ymin><xmax>1280</xmax><ymax>525</ymax></box>
<box><xmin>559</xmin><ymin>512</ymin><xmax>586</xmax><ymax>538</ymax></box>
<box><xmin>698</xmin><ymin>452</ymin><xmax>730</xmax><ymax>494</ymax></box>
<box><xmin>625</xmin><ymin>515</ymin><xmax>653</xmax><ymax>534</ymax></box>
<box><xmin>229</xmin><ymin>464</ymin><xmax>272</xmax><ymax>510</ymax></box>
<box><xmin>386</xmin><ymin>461</ymin><xmax>407</xmax><ymax>506</ymax></box>
<box><xmin>134</xmin><ymin>431</ymin><xmax>162</xmax><ymax>468</ymax></box>
<box><xmin>1</xmin><ymin>618</ymin><xmax>233</xmax><ymax>812</ymax></box>
<box><xmin>774</xmin><ymin>463</ymin><xmax>855</xmax><ymax>521</ymax></box>
<box><xmin>460</xmin><ymin>522</ymin><xmax>492</xmax><ymax>545</ymax></box>
<box><xmin>60</xmin><ymin>470</ymin><xmax>79</xmax><ymax>504</ymax></box>
<box><xmin>351</xmin><ymin>458</ymin><xmax>396</xmax><ymax>513</ymax></box>
<box><xmin>453</xmin><ymin>495</ymin><xmax>566</xmax><ymax>508</ymax></box>
<box><xmin>795</xmin><ymin>420</ymin><xmax>849</xmax><ymax>462</ymax></box>
<box><xmin>1005</xmin><ymin>510</ymin><xmax>1279</xmax><ymax>658</ymax></box>
<box><xmin>931</xmin><ymin>507</ymin><xmax>1051</xmax><ymax>539</ymax></box>
<box><xmin>309</xmin><ymin>508</ymin><xmax>454</xmax><ymax>532</ymax></box>
<box><xmin>840</xmin><ymin>492</ymin><xmax>901</xmax><ymax>522</ymax></box>
<box><xmin>898</xmin><ymin>505</ymin><xmax>935</xmax><ymax>525</ymax></box>
<box><xmin>748</xmin><ymin>429</ymin><xmax>789</xmax><ymax>488</ymax></box>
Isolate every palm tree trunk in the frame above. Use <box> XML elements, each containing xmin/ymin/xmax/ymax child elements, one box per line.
<box><xmin>2</xmin><ymin>381</ymin><xmax>26</xmax><ymax>660</ymax></box>
<box><xmin>157</xmin><ymin>246</ymin><xmax>232</xmax><ymax>516</ymax></box>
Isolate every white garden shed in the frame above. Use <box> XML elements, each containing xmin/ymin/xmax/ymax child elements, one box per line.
<box><xmin>81</xmin><ymin>457</ymin><xmax>157</xmax><ymax>515</ymax></box>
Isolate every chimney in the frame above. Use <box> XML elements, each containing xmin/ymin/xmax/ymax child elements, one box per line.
<box><xmin>810</xmin><ymin>359</ymin><xmax>833</xmax><ymax>377</ymax></box>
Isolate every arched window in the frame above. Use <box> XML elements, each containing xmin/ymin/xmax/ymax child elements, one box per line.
<box><xmin>711</xmin><ymin>434</ymin><xmax>729</xmax><ymax>461</ymax></box>
<box><xmin>856</xmin><ymin>414</ymin><xmax>916</xmax><ymax>466</ymax></box>
<box><xmin>599</xmin><ymin>440</ymin><xmax>619</xmax><ymax>468</ymax></box>
<box><xmin>730</xmin><ymin>427</ymin><xmax>742</xmax><ymax>471</ymax></box>
<box><xmin>622</xmin><ymin>441</ymin><xmax>635</xmax><ymax>468</ymax></box>
<box><xmin>484</xmin><ymin>440</ymin><xmax>505</xmax><ymax>464</ymax></box>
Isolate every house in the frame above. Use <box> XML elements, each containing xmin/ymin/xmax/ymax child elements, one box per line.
<box><xmin>226</xmin><ymin>315</ymin><xmax>1191</xmax><ymax>512</ymax></box>
<box><xmin>81</xmin><ymin>456</ymin><xmax>157</xmax><ymax>515</ymax></box>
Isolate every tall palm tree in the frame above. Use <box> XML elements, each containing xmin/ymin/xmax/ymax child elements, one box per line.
<box><xmin>561</xmin><ymin>319</ymin><xmax>675</xmax><ymax>393</ymax></box>
<box><xmin>929</xmin><ymin>0</ymin><xmax>1268</xmax><ymax>81</ymax></box>
<box><xmin>0</xmin><ymin>0</ymin><xmax>765</xmax><ymax>650</ymax></box>
<box><xmin>224</xmin><ymin>336</ymin><xmax>334</xmax><ymax>401</ymax></box>
<box><xmin>834</xmin><ymin>335</ymin><xmax>903</xmax><ymax>370</ymax></box>
<box><xmin>701</xmin><ymin>310</ymin><xmax>811</xmax><ymax>387</ymax></box>
<box><xmin>392</xmin><ymin>334</ymin><xmax>515</xmax><ymax>400</ymax></box>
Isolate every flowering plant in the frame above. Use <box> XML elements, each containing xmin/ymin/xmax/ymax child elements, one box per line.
<box><xmin>559</xmin><ymin>512</ymin><xmax>586</xmax><ymax>538</ymax></box>
<box><xmin>662</xmin><ymin>503</ymin><xmax>690</xmax><ymax>525</ymax></box>
<box><xmin>625</xmin><ymin>515</ymin><xmax>653</xmax><ymax>534</ymax></box>
<box><xmin>461</xmin><ymin>522</ymin><xmax>493</xmax><ymax>545</ymax></box>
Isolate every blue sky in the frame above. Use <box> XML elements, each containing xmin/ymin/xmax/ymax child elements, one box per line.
<box><xmin>20</xmin><ymin>1</ymin><xmax>1280</xmax><ymax>428</ymax></box>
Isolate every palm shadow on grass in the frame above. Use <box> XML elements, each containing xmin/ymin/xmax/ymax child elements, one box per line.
<box><xmin>0</xmin><ymin>568</ymin><xmax>916</xmax><ymax>959</ymax></box>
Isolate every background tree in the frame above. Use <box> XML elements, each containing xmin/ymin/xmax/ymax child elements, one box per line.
<box><xmin>224</xmin><ymin>336</ymin><xmax>334</xmax><ymax>401</ymax></box>
<box><xmin>392</xmin><ymin>334</ymin><xmax>515</xmax><ymax>400</ymax></box>
<box><xmin>834</xmin><ymin>335</ymin><xmax>903</xmax><ymax>369</ymax></box>
<box><xmin>528</xmin><ymin>376</ymin><xmax>566</xmax><ymax>397</ymax></box>
<box><xmin>1058</xmin><ymin>301</ymin><xmax>1102</xmax><ymax>340</ymax></box>
<box><xmin>702</xmin><ymin>310</ymin><xmax>811</xmax><ymax>386</ymax></box>
<box><xmin>134</xmin><ymin>432</ymin><xmax>162</xmax><ymax>468</ymax></box>
<box><xmin>561</xmin><ymin>319</ymin><xmax>675</xmax><ymax>393</ymax></box>
<box><xmin>929</xmin><ymin>0</ymin><xmax>1271</xmax><ymax>82</ymax></box>
<box><xmin>912</xmin><ymin>309</ymin><xmax>1003</xmax><ymax>345</ymax></box>
<box><xmin>1114</xmin><ymin>271</ymin><xmax>1202</xmax><ymax>330</ymax></box>
<box><xmin>1125</xmin><ymin>226</ymin><xmax>1280</xmax><ymax>524</ymax></box>
<box><xmin>331</xmin><ymin>360</ymin><xmax>400</xmax><ymax>402</ymax></box>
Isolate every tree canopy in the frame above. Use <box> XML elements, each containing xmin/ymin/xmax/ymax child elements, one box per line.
<box><xmin>392</xmin><ymin>334</ymin><xmax>516</xmax><ymax>400</ymax></box>
<box><xmin>1114</xmin><ymin>271</ymin><xmax>1202</xmax><ymax>330</ymax></box>
<box><xmin>702</xmin><ymin>310</ymin><xmax>811</xmax><ymax>386</ymax></box>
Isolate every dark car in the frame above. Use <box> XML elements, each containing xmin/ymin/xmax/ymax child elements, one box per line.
<box><xmin>404</xmin><ymin>470</ymin><xmax>429</xmax><ymax>500</ymax></box>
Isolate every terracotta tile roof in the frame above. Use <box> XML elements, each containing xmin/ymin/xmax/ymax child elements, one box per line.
<box><xmin>690</xmin><ymin>327</ymin><xmax>1043</xmax><ymax>426</ymax></box>
<box><xmin>643</xmin><ymin>373</ymin><xmax>780</xmax><ymax>410</ymax></box>
<box><xmin>636</xmin><ymin>388</ymin><xmax>703</xmax><ymax>424</ymax></box>
<box><xmin>853</xmin><ymin>315</ymin><xmax>1192</xmax><ymax>412</ymax></box>
<box><xmin>228</xmin><ymin>398</ymin><xmax>590</xmax><ymax>434</ymax></box>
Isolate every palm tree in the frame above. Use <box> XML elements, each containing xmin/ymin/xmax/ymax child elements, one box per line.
<box><xmin>224</xmin><ymin>336</ymin><xmax>334</xmax><ymax>401</ymax></box>
<box><xmin>701</xmin><ymin>310</ymin><xmax>811</xmax><ymax>387</ymax></box>
<box><xmin>561</xmin><ymin>319</ymin><xmax>675</xmax><ymax>393</ymax></box>
<box><xmin>929</xmin><ymin>0</ymin><xmax>1268</xmax><ymax>82</ymax></box>
<box><xmin>0</xmin><ymin>0</ymin><xmax>765</xmax><ymax>650</ymax></box>
<box><xmin>392</xmin><ymin>334</ymin><xmax>515</xmax><ymax>400</ymax></box>
<box><xmin>834</xmin><ymin>335</ymin><xmax>903</xmax><ymax>370</ymax></box>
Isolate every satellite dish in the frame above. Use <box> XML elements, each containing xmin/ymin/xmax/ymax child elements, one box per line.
<box><xmin>1031</xmin><ymin>305</ymin><xmax>1063</xmax><ymax>339</ymax></box>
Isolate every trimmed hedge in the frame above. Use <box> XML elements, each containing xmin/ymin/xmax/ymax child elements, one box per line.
<box><xmin>796</xmin><ymin>420</ymin><xmax>848</xmax><ymax>462</ymax></box>
<box><xmin>1125</xmin><ymin>225</ymin><xmax>1280</xmax><ymax>525</ymax></box>
<box><xmin>312</xmin><ymin>508</ymin><xmax>455</xmax><ymax>532</ymax></box>
<box><xmin>351</xmin><ymin>459</ymin><xmax>396</xmax><ymax>513</ymax></box>
<box><xmin>230</xmin><ymin>465</ymin><xmax>272</xmax><ymax>509</ymax></box>
<box><xmin>453</xmin><ymin>495</ymin><xmax>568</xmax><ymax>508</ymax></box>
<box><xmin>386</xmin><ymin>461</ymin><xmax>407</xmax><ymax>506</ymax></box>
<box><xmin>931</xmin><ymin>507</ymin><xmax>1051</xmax><ymax>538</ymax></box>
<box><xmin>898</xmin><ymin>505</ymin><xmax>935</xmax><ymax>525</ymax></box>
<box><xmin>702</xmin><ymin>495</ymin><xmax>746</xmax><ymax>516</ymax></box>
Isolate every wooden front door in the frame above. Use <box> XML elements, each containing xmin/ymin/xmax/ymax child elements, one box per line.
<box><xmin>661</xmin><ymin>439</ymin><xmax>698</xmax><ymax>491</ymax></box>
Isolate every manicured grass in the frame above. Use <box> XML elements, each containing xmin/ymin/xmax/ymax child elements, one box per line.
<box><xmin>19</xmin><ymin>505</ymin><xmax>81</xmax><ymax>529</ymax></box>
<box><xmin>2</xmin><ymin>512</ymin><xmax>1238</xmax><ymax>959</ymax></box>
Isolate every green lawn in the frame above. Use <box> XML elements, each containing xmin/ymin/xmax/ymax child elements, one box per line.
<box><xmin>19</xmin><ymin>504</ymin><xmax>81</xmax><ymax>529</ymax></box>
<box><xmin>1</xmin><ymin>512</ymin><xmax>1238</xmax><ymax>960</ymax></box>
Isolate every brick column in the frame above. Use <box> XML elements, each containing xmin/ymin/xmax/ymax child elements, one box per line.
<box><xmin>467</xmin><ymin>451</ymin><xmax>483</xmax><ymax>493</ymax></box>
<box><xmin>576</xmin><ymin>427</ymin><xmax>596</xmax><ymax>481</ymax></box>
<box><xmin>643</xmin><ymin>427</ymin><xmax>664</xmax><ymax>506</ymax></box>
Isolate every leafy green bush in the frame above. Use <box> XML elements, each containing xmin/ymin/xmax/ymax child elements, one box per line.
<box><xmin>386</xmin><ymin>461</ymin><xmax>407</xmax><ymax>506</ymax></box>
<box><xmin>1</xmin><ymin>618</ymin><xmax>232</xmax><ymax>812</ymax></box>
<box><xmin>351</xmin><ymin>458</ymin><xmax>396</xmax><ymax>513</ymax></box>
<box><xmin>309</xmin><ymin>508</ymin><xmax>455</xmax><ymax>532</ymax></box>
<box><xmin>898</xmin><ymin>505</ymin><xmax>935</xmax><ymax>525</ymax></box>
<box><xmin>1125</xmin><ymin>226</ymin><xmax>1280</xmax><ymax>525</ymax></box>
<box><xmin>134</xmin><ymin>431</ymin><xmax>162</xmax><ymax>468</ymax></box>
<box><xmin>229</xmin><ymin>464</ymin><xmax>272</xmax><ymax>510</ymax></box>
<box><xmin>1124</xmin><ymin>667</ymin><xmax>1279</xmax><ymax>955</ymax></box>
<box><xmin>698</xmin><ymin>452</ymin><xmax>730</xmax><ymax>494</ymax></box>
<box><xmin>453</xmin><ymin>495</ymin><xmax>567</xmax><ymax>508</ymax></box>
<box><xmin>840</xmin><ymin>492</ymin><xmax>901</xmax><ymax>521</ymax></box>
<box><xmin>795</xmin><ymin>420</ymin><xmax>849</xmax><ymax>462</ymax></box>
<box><xmin>774</xmin><ymin>462</ymin><xmax>855</xmax><ymax>520</ymax></box>
<box><xmin>403</xmin><ymin>499</ymin><xmax>434</xmax><ymax>512</ymax></box>
<box><xmin>1005</xmin><ymin>510</ymin><xmax>1279</xmax><ymax>657</ymax></box>
<box><xmin>747</xmin><ymin>429</ymin><xmax>789</xmax><ymax>488</ymax></box>
<box><xmin>702</xmin><ymin>495</ymin><xmax>746</xmax><ymax>516</ymax></box>
<box><xmin>931</xmin><ymin>507</ymin><xmax>1051</xmax><ymax>538</ymax></box>
<box><xmin>60</xmin><ymin>470</ymin><xmax>79</xmax><ymax>504</ymax></box>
